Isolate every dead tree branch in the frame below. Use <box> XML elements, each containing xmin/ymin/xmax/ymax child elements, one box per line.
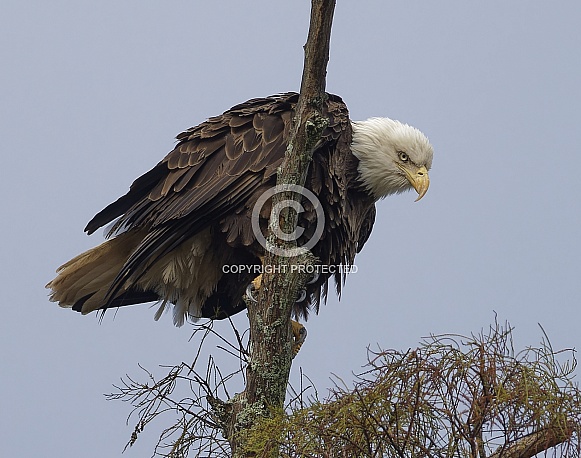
<box><xmin>221</xmin><ymin>1</ymin><xmax>336</xmax><ymax>456</ymax></box>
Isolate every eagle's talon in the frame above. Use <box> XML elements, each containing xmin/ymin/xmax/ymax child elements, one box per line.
<box><xmin>306</xmin><ymin>271</ymin><xmax>320</xmax><ymax>285</ymax></box>
<box><xmin>245</xmin><ymin>273</ymin><xmax>263</xmax><ymax>303</ymax></box>
<box><xmin>296</xmin><ymin>289</ymin><xmax>307</xmax><ymax>303</ymax></box>
<box><xmin>245</xmin><ymin>283</ymin><xmax>258</xmax><ymax>302</ymax></box>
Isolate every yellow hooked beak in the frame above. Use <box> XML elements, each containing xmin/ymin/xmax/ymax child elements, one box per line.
<box><xmin>398</xmin><ymin>164</ymin><xmax>430</xmax><ymax>202</ymax></box>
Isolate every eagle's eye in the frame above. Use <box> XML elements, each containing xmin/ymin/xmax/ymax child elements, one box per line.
<box><xmin>398</xmin><ymin>151</ymin><xmax>409</xmax><ymax>162</ymax></box>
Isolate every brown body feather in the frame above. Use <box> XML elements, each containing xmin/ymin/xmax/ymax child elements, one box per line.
<box><xmin>47</xmin><ymin>93</ymin><xmax>376</xmax><ymax>325</ymax></box>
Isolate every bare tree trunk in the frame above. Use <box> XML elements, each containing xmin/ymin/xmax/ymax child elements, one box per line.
<box><xmin>213</xmin><ymin>1</ymin><xmax>336</xmax><ymax>456</ymax></box>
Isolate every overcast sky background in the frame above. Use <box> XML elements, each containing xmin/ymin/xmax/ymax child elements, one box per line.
<box><xmin>2</xmin><ymin>1</ymin><xmax>581</xmax><ymax>456</ymax></box>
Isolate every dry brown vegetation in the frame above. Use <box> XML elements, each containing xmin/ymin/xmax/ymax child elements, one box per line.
<box><xmin>109</xmin><ymin>320</ymin><xmax>581</xmax><ymax>457</ymax></box>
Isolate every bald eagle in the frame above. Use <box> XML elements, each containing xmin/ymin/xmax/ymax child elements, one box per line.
<box><xmin>47</xmin><ymin>93</ymin><xmax>433</xmax><ymax>333</ymax></box>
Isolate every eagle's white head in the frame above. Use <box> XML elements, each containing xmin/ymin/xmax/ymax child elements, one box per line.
<box><xmin>351</xmin><ymin>118</ymin><xmax>434</xmax><ymax>201</ymax></box>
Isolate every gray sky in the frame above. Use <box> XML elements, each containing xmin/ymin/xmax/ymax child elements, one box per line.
<box><xmin>2</xmin><ymin>1</ymin><xmax>581</xmax><ymax>456</ymax></box>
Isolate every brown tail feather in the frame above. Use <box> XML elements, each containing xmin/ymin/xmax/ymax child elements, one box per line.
<box><xmin>46</xmin><ymin>230</ymin><xmax>144</xmax><ymax>314</ymax></box>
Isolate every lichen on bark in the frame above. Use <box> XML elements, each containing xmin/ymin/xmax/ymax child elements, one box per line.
<box><xmin>218</xmin><ymin>2</ymin><xmax>337</xmax><ymax>456</ymax></box>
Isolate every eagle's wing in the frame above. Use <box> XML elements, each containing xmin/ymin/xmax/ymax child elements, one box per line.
<box><xmin>86</xmin><ymin>95</ymin><xmax>295</xmax><ymax>235</ymax></box>
<box><xmin>83</xmin><ymin>93</ymin><xmax>350</xmax><ymax>305</ymax></box>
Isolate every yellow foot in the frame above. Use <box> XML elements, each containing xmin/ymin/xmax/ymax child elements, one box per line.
<box><xmin>245</xmin><ymin>259</ymin><xmax>264</xmax><ymax>302</ymax></box>
<box><xmin>246</xmin><ymin>257</ymin><xmax>264</xmax><ymax>299</ymax></box>
<box><xmin>252</xmin><ymin>273</ymin><xmax>262</xmax><ymax>291</ymax></box>
<box><xmin>291</xmin><ymin>320</ymin><xmax>307</xmax><ymax>358</ymax></box>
